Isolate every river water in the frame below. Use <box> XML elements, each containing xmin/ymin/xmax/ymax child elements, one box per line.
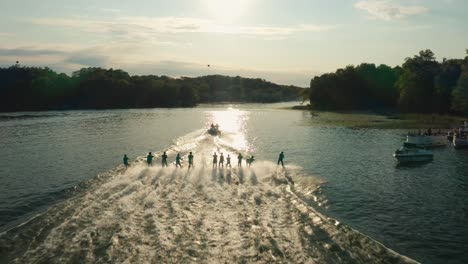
<box><xmin>0</xmin><ymin>103</ymin><xmax>466</xmax><ymax>263</ymax></box>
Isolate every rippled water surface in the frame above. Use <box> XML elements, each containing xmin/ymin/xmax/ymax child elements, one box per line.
<box><xmin>0</xmin><ymin>103</ymin><xmax>466</xmax><ymax>263</ymax></box>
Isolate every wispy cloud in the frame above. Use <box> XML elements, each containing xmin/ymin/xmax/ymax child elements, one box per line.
<box><xmin>65</xmin><ymin>52</ymin><xmax>108</xmax><ymax>67</ymax></box>
<box><xmin>2</xmin><ymin>15</ymin><xmax>325</xmax><ymax>86</ymax></box>
<box><xmin>0</xmin><ymin>48</ymin><xmax>66</xmax><ymax>56</ymax></box>
<box><xmin>355</xmin><ymin>0</ymin><xmax>428</xmax><ymax>20</ymax></box>
<box><xmin>32</xmin><ymin>16</ymin><xmax>331</xmax><ymax>38</ymax></box>
<box><xmin>0</xmin><ymin>45</ymin><xmax>110</xmax><ymax>68</ymax></box>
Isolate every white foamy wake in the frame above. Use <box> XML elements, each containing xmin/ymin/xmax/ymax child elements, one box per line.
<box><xmin>0</xmin><ymin>132</ymin><xmax>417</xmax><ymax>263</ymax></box>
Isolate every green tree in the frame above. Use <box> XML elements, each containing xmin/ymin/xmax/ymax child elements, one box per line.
<box><xmin>434</xmin><ymin>59</ymin><xmax>462</xmax><ymax>113</ymax></box>
<box><xmin>451</xmin><ymin>51</ymin><xmax>468</xmax><ymax>114</ymax></box>
<box><xmin>0</xmin><ymin>66</ymin><xmax>303</xmax><ymax>112</ymax></box>
<box><xmin>396</xmin><ymin>49</ymin><xmax>440</xmax><ymax>113</ymax></box>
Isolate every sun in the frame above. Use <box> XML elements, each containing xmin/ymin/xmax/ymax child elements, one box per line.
<box><xmin>203</xmin><ymin>0</ymin><xmax>249</xmax><ymax>22</ymax></box>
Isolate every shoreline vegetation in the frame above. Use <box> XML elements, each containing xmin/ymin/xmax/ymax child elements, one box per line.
<box><xmin>290</xmin><ymin>106</ymin><xmax>467</xmax><ymax>129</ymax></box>
<box><xmin>2</xmin><ymin>49</ymin><xmax>467</xmax><ymax>119</ymax></box>
<box><xmin>0</xmin><ymin>66</ymin><xmax>303</xmax><ymax>112</ymax></box>
<box><xmin>308</xmin><ymin>49</ymin><xmax>468</xmax><ymax>116</ymax></box>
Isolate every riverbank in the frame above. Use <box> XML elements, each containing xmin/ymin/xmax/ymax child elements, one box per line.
<box><xmin>290</xmin><ymin>105</ymin><xmax>467</xmax><ymax>129</ymax></box>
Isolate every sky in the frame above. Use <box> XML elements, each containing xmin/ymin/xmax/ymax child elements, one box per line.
<box><xmin>0</xmin><ymin>0</ymin><xmax>467</xmax><ymax>86</ymax></box>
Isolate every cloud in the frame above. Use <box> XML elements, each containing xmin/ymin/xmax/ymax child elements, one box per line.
<box><xmin>0</xmin><ymin>45</ymin><xmax>109</xmax><ymax>68</ymax></box>
<box><xmin>0</xmin><ymin>47</ymin><xmax>70</xmax><ymax>67</ymax></box>
<box><xmin>31</xmin><ymin>16</ymin><xmax>331</xmax><ymax>38</ymax></box>
<box><xmin>65</xmin><ymin>53</ymin><xmax>108</xmax><ymax>67</ymax></box>
<box><xmin>0</xmin><ymin>47</ymin><xmax>67</xmax><ymax>68</ymax></box>
<box><xmin>355</xmin><ymin>0</ymin><xmax>428</xmax><ymax>20</ymax></box>
<box><xmin>0</xmin><ymin>48</ymin><xmax>65</xmax><ymax>56</ymax></box>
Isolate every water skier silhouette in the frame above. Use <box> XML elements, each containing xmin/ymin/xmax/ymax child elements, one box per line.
<box><xmin>123</xmin><ymin>154</ymin><xmax>129</xmax><ymax>167</ymax></box>
<box><xmin>147</xmin><ymin>152</ymin><xmax>154</xmax><ymax>167</ymax></box>
<box><xmin>278</xmin><ymin>151</ymin><xmax>285</xmax><ymax>167</ymax></box>
<box><xmin>188</xmin><ymin>152</ymin><xmax>194</xmax><ymax>168</ymax></box>
<box><xmin>175</xmin><ymin>153</ymin><xmax>182</xmax><ymax>168</ymax></box>
<box><xmin>162</xmin><ymin>151</ymin><xmax>168</xmax><ymax>167</ymax></box>
<box><xmin>213</xmin><ymin>152</ymin><xmax>218</xmax><ymax>168</ymax></box>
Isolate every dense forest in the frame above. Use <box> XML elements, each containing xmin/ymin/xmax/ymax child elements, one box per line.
<box><xmin>0</xmin><ymin>67</ymin><xmax>303</xmax><ymax>112</ymax></box>
<box><xmin>309</xmin><ymin>49</ymin><xmax>468</xmax><ymax>115</ymax></box>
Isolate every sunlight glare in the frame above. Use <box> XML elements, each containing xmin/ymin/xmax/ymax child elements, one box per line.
<box><xmin>210</xmin><ymin>107</ymin><xmax>244</xmax><ymax>133</ymax></box>
<box><xmin>203</xmin><ymin>0</ymin><xmax>249</xmax><ymax>21</ymax></box>
<box><xmin>207</xmin><ymin>108</ymin><xmax>249</xmax><ymax>150</ymax></box>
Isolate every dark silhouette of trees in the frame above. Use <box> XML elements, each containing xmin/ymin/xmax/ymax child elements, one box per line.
<box><xmin>309</xmin><ymin>64</ymin><xmax>399</xmax><ymax>110</ymax></box>
<box><xmin>397</xmin><ymin>49</ymin><xmax>440</xmax><ymax>113</ymax></box>
<box><xmin>0</xmin><ymin>65</ymin><xmax>75</xmax><ymax>111</ymax></box>
<box><xmin>434</xmin><ymin>59</ymin><xmax>463</xmax><ymax>113</ymax></box>
<box><xmin>451</xmin><ymin>50</ymin><xmax>468</xmax><ymax>114</ymax></box>
<box><xmin>0</xmin><ymin>67</ymin><xmax>303</xmax><ymax>112</ymax></box>
<box><xmin>192</xmin><ymin>75</ymin><xmax>300</xmax><ymax>103</ymax></box>
<box><xmin>309</xmin><ymin>49</ymin><xmax>468</xmax><ymax>114</ymax></box>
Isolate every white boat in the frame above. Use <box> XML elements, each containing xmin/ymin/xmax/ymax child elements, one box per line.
<box><xmin>393</xmin><ymin>143</ymin><xmax>434</xmax><ymax>163</ymax></box>
<box><xmin>453</xmin><ymin>134</ymin><xmax>468</xmax><ymax>149</ymax></box>
<box><xmin>406</xmin><ymin>134</ymin><xmax>447</xmax><ymax>148</ymax></box>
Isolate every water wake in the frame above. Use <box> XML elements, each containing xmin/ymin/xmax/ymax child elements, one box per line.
<box><xmin>0</xmin><ymin>131</ymin><xmax>417</xmax><ymax>263</ymax></box>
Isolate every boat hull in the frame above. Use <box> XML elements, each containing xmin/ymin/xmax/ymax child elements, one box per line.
<box><xmin>447</xmin><ymin>133</ymin><xmax>454</xmax><ymax>141</ymax></box>
<box><xmin>393</xmin><ymin>154</ymin><xmax>433</xmax><ymax>163</ymax></box>
<box><xmin>393</xmin><ymin>145</ymin><xmax>434</xmax><ymax>163</ymax></box>
<box><xmin>453</xmin><ymin>136</ymin><xmax>468</xmax><ymax>149</ymax></box>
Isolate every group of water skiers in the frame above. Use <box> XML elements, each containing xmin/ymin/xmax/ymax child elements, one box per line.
<box><xmin>122</xmin><ymin>151</ymin><xmax>285</xmax><ymax>169</ymax></box>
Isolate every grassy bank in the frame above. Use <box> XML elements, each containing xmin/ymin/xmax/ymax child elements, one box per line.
<box><xmin>292</xmin><ymin>106</ymin><xmax>467</xmax><ymax>129</ymax></box>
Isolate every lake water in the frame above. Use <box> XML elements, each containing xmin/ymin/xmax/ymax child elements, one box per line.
<box><xmin>0</xmin><ymin>103</ymin><xmax>466</xmax><ymax>263</ymax></box>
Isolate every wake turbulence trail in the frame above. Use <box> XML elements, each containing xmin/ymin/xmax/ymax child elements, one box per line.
<box><xmin>0</xmin><ymin>131</ymin><xmax>417</xmax><ymax>263</ymax></box>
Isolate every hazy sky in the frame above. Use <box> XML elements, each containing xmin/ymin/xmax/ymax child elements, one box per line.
<box><xmin>0</xmin><ymin>0</ymin><xmax>467</xmax><ymax>86</ymax></box>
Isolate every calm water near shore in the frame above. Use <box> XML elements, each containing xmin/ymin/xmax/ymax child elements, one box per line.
<box><xmin>0</xmin><ymin>103</ymin><xmax>466</xmax><ymax>263</ymax></box>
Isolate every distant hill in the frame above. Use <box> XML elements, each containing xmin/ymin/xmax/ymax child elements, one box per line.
<box><xmin>190</xmin><ymin>75</ymin><xmax>303</xmax><ymax>103</ymax></box>
<box><xmin>0</xmin><ymin>66</ymin><xmax>304</xmax><ymax>112</ymax></box>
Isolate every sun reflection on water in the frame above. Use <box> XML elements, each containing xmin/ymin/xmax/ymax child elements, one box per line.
<box><xmin>206</xmin><ymin>107</ymin><xmax>250</xmax><ymax>151</ymax></box>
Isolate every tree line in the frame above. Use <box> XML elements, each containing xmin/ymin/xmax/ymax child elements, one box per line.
<box><xmin>0</xmin><ymin>67</ymin><xmax>303</xmax><ymax>112</ymax></box>
<box><xmin>309</xmin><ymin>49</ymin><xmax>468</xmax><ymax>115</ymax></box>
